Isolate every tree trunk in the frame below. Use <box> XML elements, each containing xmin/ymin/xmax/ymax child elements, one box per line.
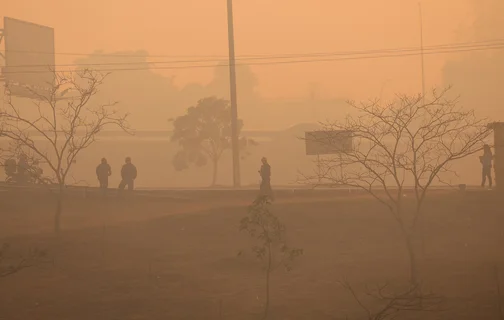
<box><xmin>396</xmin><ymin>205</ymin><xmax>420</xmax><ymax>286</ymax></box>
<box><xmin>263</xmin><ymin>266</ymin><xmax>270</xmax><ymax>320</ymax></box>
<box><xmin>405</xmin><ymin>233</ymin><xmax>419</xmax><ymax>286</ymax></box>
<box><xmin>54</xmin><ymin>186</ymin><xmax>64</xmax><ymax>234</ymax></box>
<box><xmin>211</xmin><ymin>159</ymin><xmax>218</xmax><ymax>186</ymax></box>
<box><xmin>262</xmin><ymin>243</ymin><xmax>272</xmax><ymax>320</ymax></box>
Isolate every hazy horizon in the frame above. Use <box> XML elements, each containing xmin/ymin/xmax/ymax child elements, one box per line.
<box><xmin>2</xmin><ymin>4</ymin><xmax>504</xmax><ymax>319</ymax></box>
<box><xmin>2</xmin><ymin>0</ymin><xmax>478</xmax><ymax>100</ymax></box>
<box><xmin>1</xmin><ymin>0</ymin><xmax>503</xmax><ymax>187</ymax></box>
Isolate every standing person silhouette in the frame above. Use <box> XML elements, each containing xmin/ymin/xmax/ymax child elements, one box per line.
<box><xmin>96</xmin><ymin>158</ymin><xmax>112</xmax><ymax>195</ymax></box>
<box><xmin>118</xmin><ymin>157</ymin><xmax>137</xmax><ymax>193</ymax></box>
<box><xmin>17</xmin><ymin>154</ymin><xmax>29</xmax><ymax>184</ymax></box>
<box><xmin>258</xmin><ymin>157</ymin><xmax>273</xmax><ymax>198</ymax></box>
<box><xmin>480</xmin><ymin>144</ymin><xmax>494</xmax><ymax>188</ymax></box>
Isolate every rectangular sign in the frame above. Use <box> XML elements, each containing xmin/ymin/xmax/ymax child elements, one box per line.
<box><xmin>305</xmin><ymin>130</ymin><xmax>353</xmax><ymax>155</ymax></box>
<box><xmin>3</xmin><ymin>17</ymin><xmax>55</xmax><ymax>98</ymax></box>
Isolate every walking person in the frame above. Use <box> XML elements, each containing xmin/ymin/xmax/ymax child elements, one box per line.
<box><xmin>258</xmin><ymin>157</ymin><xmax>273</xmax><ymax>198</ymax></box>
<box><xmin>96</xmin><ymin>158</ymin><xmax>112</xmax><ymax>195</ymax></box>
<box><xmin>480</xmin><ymin>144</ymin><xmax>494</xmax><ymax>188</ymax></box>
<box><xmin>118</xmin><ymin>157</ymin><xmax>137</xmax><ymax>194</ymax></box>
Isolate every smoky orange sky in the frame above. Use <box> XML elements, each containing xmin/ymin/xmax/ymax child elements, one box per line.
<box><xmin>4</xmin><ymin>0</ymin><xmax>475</xmax><ymax>100</ymax></box>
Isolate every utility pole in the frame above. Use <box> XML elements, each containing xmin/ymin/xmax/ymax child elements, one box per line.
<box><xmin>0</xmin><ymin>29</ymin><xmax>5</xmax><ymax>83</ymax></box>
<box><xmin>309</xmin><ymin>82</ymin><xmax>318</xmax><ymax>123</ymax></box>
<box><xmin>419</xmin><ymin>2</ymin><xmax>426</xmax><ymax>105</ymax></box>
<box><xmin>227</xmin><ymin>0</ymin><xmax>241</xmax><ymax>188</ymax></box>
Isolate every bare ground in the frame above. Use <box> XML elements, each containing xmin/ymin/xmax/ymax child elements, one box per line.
<box><xmin>0</xmin><ymin>189</ymin><xmax>503</xmax><ymax>320</ymax></box>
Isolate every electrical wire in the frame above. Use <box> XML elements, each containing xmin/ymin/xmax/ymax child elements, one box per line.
<box><xmin>2</xmin><ymin>38</ymin><xmax>503</xmax><ymax>61</ymax></box>
<box><xmin>2</xmin><ymin>41</ymin><xmax>504</xmax><ymax>75</ymax></box>
<box><xmin>3</xmin><ymin>38</ymin><xmax>504</xmax><ymax>69</ymax></box>
<box><xmin>4</xmin><ymin>39</ymin><xmax>504</xmax><ymax>69</ymax></box>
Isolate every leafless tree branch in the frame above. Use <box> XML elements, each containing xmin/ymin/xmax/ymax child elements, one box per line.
<box><xmin>0</xmin><ymin>243</ymin><xmax>47</xmax><ymax>278</ymax></box>
<box><xmin>1</xmin><ymin>69</ymin><xmax>131</xmax><ymax>233</ymax></box>
<box><xmin>340</xmin><ymin>280</ymin><xmax>444</xmax><ymax>320</ymax></box>
<box><xmin>300</xmin><ymin>87</ymin><xmax>491</xmax><ymax>284</ymax></box>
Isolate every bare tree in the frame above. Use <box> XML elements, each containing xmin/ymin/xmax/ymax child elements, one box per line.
<box><xmin>0</xmin><ymin>243</ymin><xmax>46</xmax><ymax>278</ymax></box>
<box><xmin>0</xmin><ymin>69</ymin><xmax>130</xmax><ymax>234</ymax></box>
<box><xmin>494</xmin><ymin>264</ymin><xmax>504</xmax><ymax>320</ymax></box>
<box><xmin>239</xmin><ymin>195</ymin><xmax>303</xmax><ymax>319</ymax></box>
<box><xmin>339</xmin><ymin>281</ymin><xmax>443</xmax><ymax>320</ymax></box>
<box><xmin>302</xmin><ymin>88</ymin><xmax>491</xmax><ymax>285</ymax></box>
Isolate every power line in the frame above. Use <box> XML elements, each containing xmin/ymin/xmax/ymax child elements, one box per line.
<box><xmin>4</xmin><ymin>39</ymin><xmax>504</xmax><ymax>69</ymax></box>
<box><xmin>0</xmin><ymin>50</ymin><xmax>228</xmax><ymax>59</ymax></box>
<box><xmin>2</xmin><ymin>38</ymin><xmax>504</xmax><ymax>66</ymax></box>
<box><xmin>419</xmin><ymin>2</ymin><xmax>426</xmax><ymax>104</ymax></box>
<box><xmin>2</xmin><ymin>42</ymin><xmax>504</xmax><ymax>75</ymax></box>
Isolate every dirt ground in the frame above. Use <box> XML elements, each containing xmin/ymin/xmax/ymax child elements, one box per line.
<box><xmin>0</xmin><ymin>189</ymin><xmax>503</xmax><ymax>320</ymax></box>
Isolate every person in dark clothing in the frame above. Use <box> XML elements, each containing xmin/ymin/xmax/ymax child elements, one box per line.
<box><xmin>480</xmin><ymin>144</ymin><xmax>494</xmax><ymax>188</ymax></box>
<box><xmin>4</xmin><ymin>159</ymin><xmax>17</xmax><ymax>179</ymax></box>
<box><xmin>258</xmin><ymin>157</ymin><xmax>273</xmax><ymax>197</ymax></box>
<box><xmin>118</xmin><ymin>157</ymin><xmax>137</xmax><ymax>193</ymax></box>
<box><xmin>96</xmin><ymin>158</ymin><xmax>112</xmax><ymax>195</ymax></box>
<box><xmin>17</xmin><ymin>154</ymin><xmax>29</xmax><ymax>184</ymax></box>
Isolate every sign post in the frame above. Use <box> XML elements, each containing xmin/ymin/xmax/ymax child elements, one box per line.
<box><xmin>488</xmin><ymin>122</ymin><xmax>504</xmax><ymax>192</ymax></box>
<box><xmin>304</xmin><ymin>130</ymin><xmax>353</xmax><ymax>185</ymax></box>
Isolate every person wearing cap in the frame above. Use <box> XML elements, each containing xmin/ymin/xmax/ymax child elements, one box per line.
<box><xmin>119</xmin><ymin>157</ymin><xmax>137</xmax><ymax>193</ymax></box>
<box><xmin>96</xmin><ymin>158</ymin><xmax>112</xmax><ymax>195</ymax></box>
<box><xmin>258</xmin><ymin>157</ymin><xmax>273</xmax><ymax>197</ymax></box>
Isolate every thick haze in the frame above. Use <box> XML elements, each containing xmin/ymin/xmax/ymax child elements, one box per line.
<box><xmin>2</xmin><ymin>0</ymin><xmax>503</xmax><ymax>187</ymax></box>
<box><xmin>4</xmin><ymin>0</ymin><xmax>494</xmax><ymax>129</ymax></box>
<box><xmin>1</xmin><ymin>4</ymin><xmax>504</xmax><ymax>318</ymax></box>
<box><xmin>443</xmin><ymin>0</ymin><xmax>504</xmax><ymax>121</ymax></box>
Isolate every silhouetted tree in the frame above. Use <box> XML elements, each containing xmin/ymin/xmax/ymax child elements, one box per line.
<box><xmin>74</xmin><ymin>51</ymin><xmax>180</xmax><ymax>129</ymax></box>
<box><xmin>239</xmin><ymin>195</ymin><xmax>303</xmax><ymax>319</ymax></box>
<box><xmin>0</xmin><ymin>243</ymin><xmax>46</xmax><ymax>278</ymax></box>
<box><xmin>170</xmin><ymin>97</ymin><xmax>255</xmax><ymax>186</ymax></box>
<box><xmin>1</xmin><ymin>69</ymin><xmax>130</xmax><ymax>234</ymax></box>
<box><xmin>339</xmin><ymin>280</ymin><xmax>443</xmax><ymax>320</ymax></box>
<box><xmin>302</xmin><ymin>88</ymin><xmax>491</xmax><ymax>285</ymax></box>
<box><xmin>206</xmin><ymin>64</ymin><xmax>260</xmax><ymax>103</ymax></box>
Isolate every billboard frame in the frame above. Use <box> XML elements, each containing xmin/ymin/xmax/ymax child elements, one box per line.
<box><xmin>0</xmin><ymin>28</ymin><xmax>4</xmax><ymax>59</ymax></box>
<box><xmin>304</xmin><ymin>130</ymin><xmax>353</xmax><ymax>156</ymax></box>
<box><xmin>304</xmin><ymin>130</ymin><xmax>353</xmax><ymax>183</ymax></box>
<box><xmin>0</xmin><ymin>28</ymin><xmax>4</xmax><ymax>82</ymax></box>
<box><xmin>2</xmin><ymin>17</ymin><xmax>55</xmax><ymax>100</ymax></box>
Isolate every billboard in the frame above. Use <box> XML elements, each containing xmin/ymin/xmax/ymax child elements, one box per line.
<box><xmin>3</xmin><ymin>17</ymin><xmax>55</xmax><ymax>99</ymax></box>
<box><xmin>305</xmin><ymin>130</ymin><xmax>353</xmax><ymax>155</ymax></box>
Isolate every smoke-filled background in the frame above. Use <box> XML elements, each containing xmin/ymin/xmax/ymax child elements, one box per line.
<box><xmin>1</xmin><ymin>0</ymin><xmax>503</xmax><ymax>187</ymax></box>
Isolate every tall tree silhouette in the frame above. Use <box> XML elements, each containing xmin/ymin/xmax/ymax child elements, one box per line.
<box><xmin>170</xmin><ymin>97</ymin><xmax>255</xmax><ymax>186</ymax></box>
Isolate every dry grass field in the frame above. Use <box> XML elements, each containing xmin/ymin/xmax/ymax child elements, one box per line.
<box><xmin>0</xmin><ymin>188</ymin><xmax>503</xmax><ymax>320</ymax></box>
